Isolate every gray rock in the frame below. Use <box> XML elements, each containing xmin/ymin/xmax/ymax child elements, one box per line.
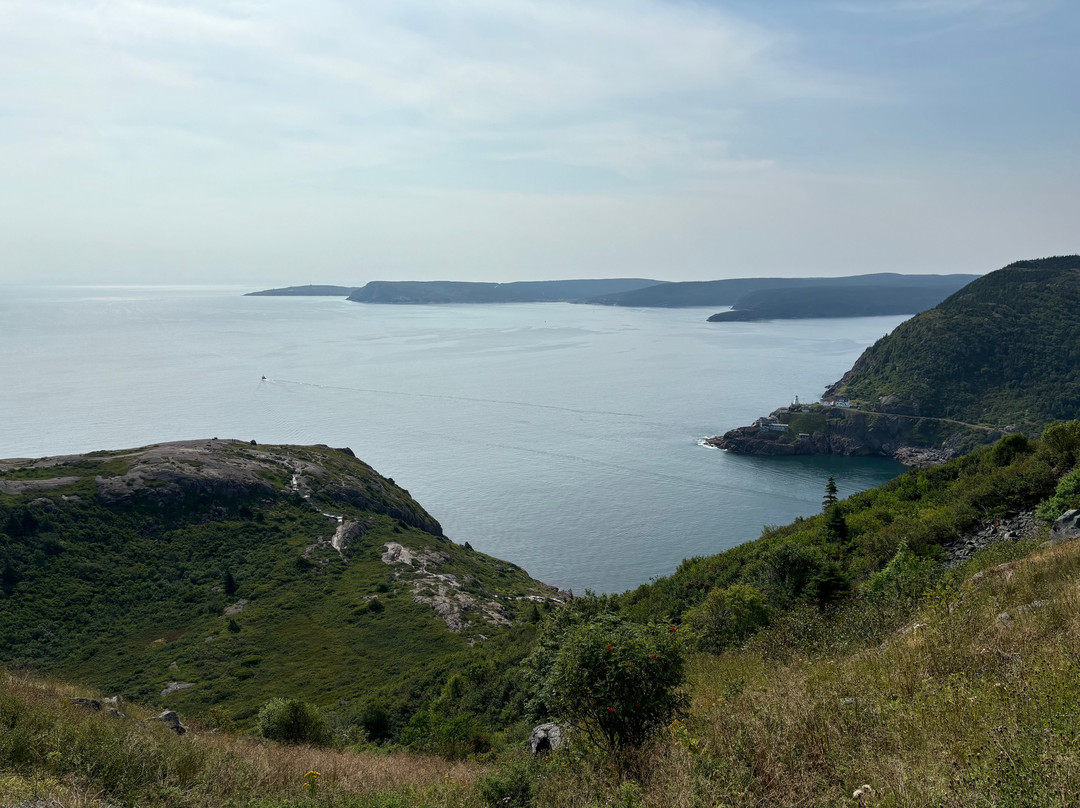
<box><xmin>1050</xmin><ymin>510</ymin><xmax>1080</xmax><ymax>543</ymax></box>
<box><xmin>153</xmin><ymin>709</ymin><xmax>188</xmax><ymax>735</ymax></box>
<box><xmin>528</xmin><ymin>722</ymin><xmax>562</xmax><ymax>755</ymax></box>
<box><xmin>161</xmin><ymin>681</ymin><xmax>195</xmax><ymax>697</ymax></box>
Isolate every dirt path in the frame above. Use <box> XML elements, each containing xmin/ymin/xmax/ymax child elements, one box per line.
<box><xmin>289</xmin><ymin>466</ymin><xmax>352</xmax><ymax>559</ymax></box>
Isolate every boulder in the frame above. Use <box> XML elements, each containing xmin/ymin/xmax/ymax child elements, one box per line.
<box><xmin>153</xmin><ymin>710</ymin><xmax>188</xmax><ymax>735</ymax></box>
<box><xmin>161</xmin><ymin>681</ymin><xmax>195</xmax><ymax>697</ymax></box>
<box><xmin>1051</xmin><ymin>510</ymin><xmax>1080</xmax><ymax>543</ymax></box>
<box><xmin>528</xmin><ymin>722</ymin><xmax>562</xmax><ymax>755</ymax></box>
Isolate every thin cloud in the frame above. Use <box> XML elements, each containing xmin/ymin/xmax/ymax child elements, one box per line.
<box><xmin>0</xmin><ymin>0</ymin><xmax>856</xmax><ymax>186</ymax></box>
<box><xmin>835</xmin><ymin>0</ymin><xmax>1040</xmax><ymax>18</ymax></box>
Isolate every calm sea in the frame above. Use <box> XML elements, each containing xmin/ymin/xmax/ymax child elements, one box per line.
<box><xmin>0</xmin><ymin>285</ymin><xmax>908</xmax><ymax>593</ymax></box>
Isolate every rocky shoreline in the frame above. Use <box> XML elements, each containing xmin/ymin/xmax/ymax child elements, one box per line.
<box><xmin>705</xmin><ymin>424</ymin><xmax>958</xmax><ymax>467</ymax></box>
<box><xmin>707</xmin><ymin>405</ymin><xmax>997</xmax><ymax>467</ymax></box>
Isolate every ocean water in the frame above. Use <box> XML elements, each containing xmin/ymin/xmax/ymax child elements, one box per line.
<box><xmin>0</xmin><ymin>285</ymin><xmax>908</xmax><ymax>593</ymax></box>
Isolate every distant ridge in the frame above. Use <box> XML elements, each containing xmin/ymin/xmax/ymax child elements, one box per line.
<box><xmin>584</xmin><ymin>273</ymin><xmax>980</xmax><ymax>308</ymax></box>
<box><xmin>347</xmin><ymin>278</ymin><xmax>664</xmax><ymax>304</ymax></box>
<box><xmin>246</xmin><ymin>284</ymin><xmax>358</xmax><ymax>296</ymax></box>
<box><xmin>706</xmin><ymin>281</ymin><xmax>974</xmax><ymax>322</ymax></box>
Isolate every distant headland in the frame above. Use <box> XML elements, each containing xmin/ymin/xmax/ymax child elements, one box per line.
<box><xmin>246</xmin><ymin>272</ymin><xmax>980</xmax><ymax>320</ymax></box>
<box><xmin>245</xmin><ymin>284</ymin><xmax>358</xmax><ymax>296</ymax></box>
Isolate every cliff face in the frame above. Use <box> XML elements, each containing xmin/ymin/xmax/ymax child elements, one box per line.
<box><xmin>708</xmin><ymin>408</ymin><xmax>999</xmax><ymax>466</ymax></box>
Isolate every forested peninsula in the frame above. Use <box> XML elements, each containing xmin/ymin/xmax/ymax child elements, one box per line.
<box><xmin>713</xmin><ymin>256</ymin><xmax>1080</xmax><ymax>462</ymax></box>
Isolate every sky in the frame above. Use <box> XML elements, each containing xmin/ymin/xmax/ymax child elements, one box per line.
<box><xmin>0</xmin><ymin>0</ymin><xmax>1077</xmax><ymax>285</ymax></box>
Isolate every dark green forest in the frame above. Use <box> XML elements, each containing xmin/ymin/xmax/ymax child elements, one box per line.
<box><xmin>833</xmin><ymin>256</ymin><xmax>1080</xmax><ymax>433</ymax></box>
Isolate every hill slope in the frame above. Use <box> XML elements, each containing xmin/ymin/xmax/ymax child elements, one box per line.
<box><xmin>0</xmin><ymin>440</ymin><xmax>562</xmax><ymax>725</ymax></box>
<box><xmin>6</xmin><ymin>428</ymin><xmax>1080</xmax><ymax>808</ymax></box>
<box><xmin>827</xmin><ymin>256</ymin><xmax>1080</xmax><ymax>434</ymax></box>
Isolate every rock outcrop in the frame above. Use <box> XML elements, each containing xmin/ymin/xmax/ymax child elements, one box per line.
<box><xmin>529</xmin><ymin>722</ymin><xmax>563</xmax><ymax>755</ymax></box>
<box><xmin>943</xmin><ymin>509</ymin><xmax>1040</xmax><ymax>566</ymax></box>
<box><xmin>708</xmin><ymin>407</ymin><xmax>996</xmax><ymax>466</ymax></box>
<box><xmin>1050</xmin><ymin>509</ymin><xmax>1080</xmax><ymax>543</ymax></box>
<box><xmin>153</xmin><ymin>709</ymin><xmax>189</xmax><ymax>735</ymax></box>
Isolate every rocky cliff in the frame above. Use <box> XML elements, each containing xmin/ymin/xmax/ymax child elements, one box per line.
<box><xmin>707</xmin><ymin>407</ymin><xmax>1000</xmax><ymax>466</ymax></box>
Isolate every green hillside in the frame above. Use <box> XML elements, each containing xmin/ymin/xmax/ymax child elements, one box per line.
<box><xmin>0</xmin><ymin>440</ymin><xmax>562</xmax><ymax>730</ymax></box>
<box><xmin>830</xmin><ymin>256</ymin><xmax>1080</xmax><ymax>433</ymax></box>
<box><xmin>5</xmin><ymin>425</ymin><xmax>1080</xmax><ymax>807</ymax></box>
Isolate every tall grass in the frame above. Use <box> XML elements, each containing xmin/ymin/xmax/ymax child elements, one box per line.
<box><xmin>0</xmin><ymin>670</ymin><xmax>479</xmax><ymax>808</ymax></box>
<box><xmin>500</xmin><ymin>540</ymin><xmax>1080</xmax><ymax>807</ymax></box>
<box><xmin>6</xmin><ymin>538</ymin><xmax>1080</xmax><ymax>807</ymax></box>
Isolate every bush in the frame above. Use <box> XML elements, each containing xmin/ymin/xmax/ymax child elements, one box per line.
<box><xmin>1038</xmin><ymin>420</ymin><xmax>1080</xmax><ymax>469</ymax></box>
<box><xmin>400</xmin><ymin>710</ymin><xmax>490</xmax><ymax>759</ymax></box>
<box><xmin>685</xmin><ymin>584</ymin><xmax>771</xmax><ymax>653</ymax></box>
<box><xmin>1036</xmin><ymin>466</ymin><xmax>1080</xmax><ymax>523</ymax></box>
<box><xmin>475</xmin><ymin>756</ymin><xmax>537</xmax><ymax>807</ymax></box>
<box><xmin>256</xmin><ymin>698</ymin><xmax>332</xmax><ymax>746</ymax></box>
<box><xmin>862</xmin><ymin>541</ymin><xmax>938</xmax><ymax>607</ymax></box>
<box><xmin>991</xmin><ymin>433</ymin><xmax>1033</xmax><ymax>466</ymax></box>
<box><xmin>541</xmin><ymin>614</ymin><xmax>685</xmax><ymax>760</ymax></box>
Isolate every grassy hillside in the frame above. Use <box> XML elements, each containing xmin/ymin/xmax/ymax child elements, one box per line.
<box><xmin>619</xmin><ymin>424</ymin><xmax>1079</xmax><ymax>628</ymax></box>
<box><xmin>5</xmin><ymin>427</ymin><xmax>1080</xmax><ymax>807</ymax></box>
<box><xmin>0</xmin><ymin>440</ymin><xmax>560</xmax><ymax>732</ymax></box>
<box><xmin>830</xmin><ymin>256</ymin><xmax>1080</xmax><ymax>434</ymax></box>
<box><xmin>0</xmin><ymin>669</ymin><xmax>482</xmax><ymax>808</ymax></box>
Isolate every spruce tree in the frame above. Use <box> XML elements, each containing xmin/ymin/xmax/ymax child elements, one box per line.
<box><xmin>823</xmin><ymin>476</ymin><xmax>839</xmax><ymax>510</ymax></box>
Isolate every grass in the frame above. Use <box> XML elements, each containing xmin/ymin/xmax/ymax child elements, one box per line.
<box><xmin>0</xmin><ymin>669</ymin><xmax>481</xmax><ymax>808</ymax></box>
<box><xmin>626</xmin><ymin>537</ymin><xmax>1080</xmax><ymax>807</ymax></box>
<box><xmin>6</xmin><ymin>534</ymin><xmax>1080</xmax><ymax>806</ymax></box>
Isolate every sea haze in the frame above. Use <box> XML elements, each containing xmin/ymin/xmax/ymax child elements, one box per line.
<box><xmin>1</xmin><ymin>286</ymin><xmax>908</xmax><ymax>593</ymax></box>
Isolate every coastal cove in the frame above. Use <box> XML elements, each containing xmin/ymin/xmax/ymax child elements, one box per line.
<box><xmin>0</xmin><ymin>286</ymin><xmax>907</xmax><ymax>593</ymax></box>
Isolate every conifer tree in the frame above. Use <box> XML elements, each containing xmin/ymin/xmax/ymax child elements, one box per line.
<box><xmin>823</xmin><ymin>475</ymin><xmax>839</xmax><ymax>510</ymax></box>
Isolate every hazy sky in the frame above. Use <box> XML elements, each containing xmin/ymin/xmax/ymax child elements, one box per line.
<box><xmin>1</xmin><ymin>0</ymin><xmax>1076</xmax><ymax>285</ymax></box>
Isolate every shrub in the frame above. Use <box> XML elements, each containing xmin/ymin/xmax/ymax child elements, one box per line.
<box><xmin>1036</xmin><ymin>466</ymin><xmax>1080</xmax><ymax>523</ymax></box>
<box><xmin>862</xmin><ymin>541</ymin><xmax>938</xmax><ymax>607</ymax></box>
<box><xmin>541</xmin><ymin>614</ymin><xmax>685</xmax><ymax>760</ymax></box>
<box><xmin>400</xmin><ymin>710</ymin><xmax>490</xmax><ymax>759</ymax></box>
<box><xmin>685</xmin><ymin>584</ymin><xmax>771</xmax><ymax>653</ymax></box>
<box><xmin>475</xmin><ymin>756</ymin><xmax>537</xmax><ymax>807</ymax></box>
<box><xmin>1038</xmin><ymin>420</ymin><xmax>1080</xmax><ymax>469</ymax></box>
<box><xmin>256</xmin><ymin>698</ymin><xmax>332</xmax><ymax>746</ymax></box>
<box><xmin>991</xmin><ymin>433</ymin><xmax>1033</xmax><ymax>466</ymax></box>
